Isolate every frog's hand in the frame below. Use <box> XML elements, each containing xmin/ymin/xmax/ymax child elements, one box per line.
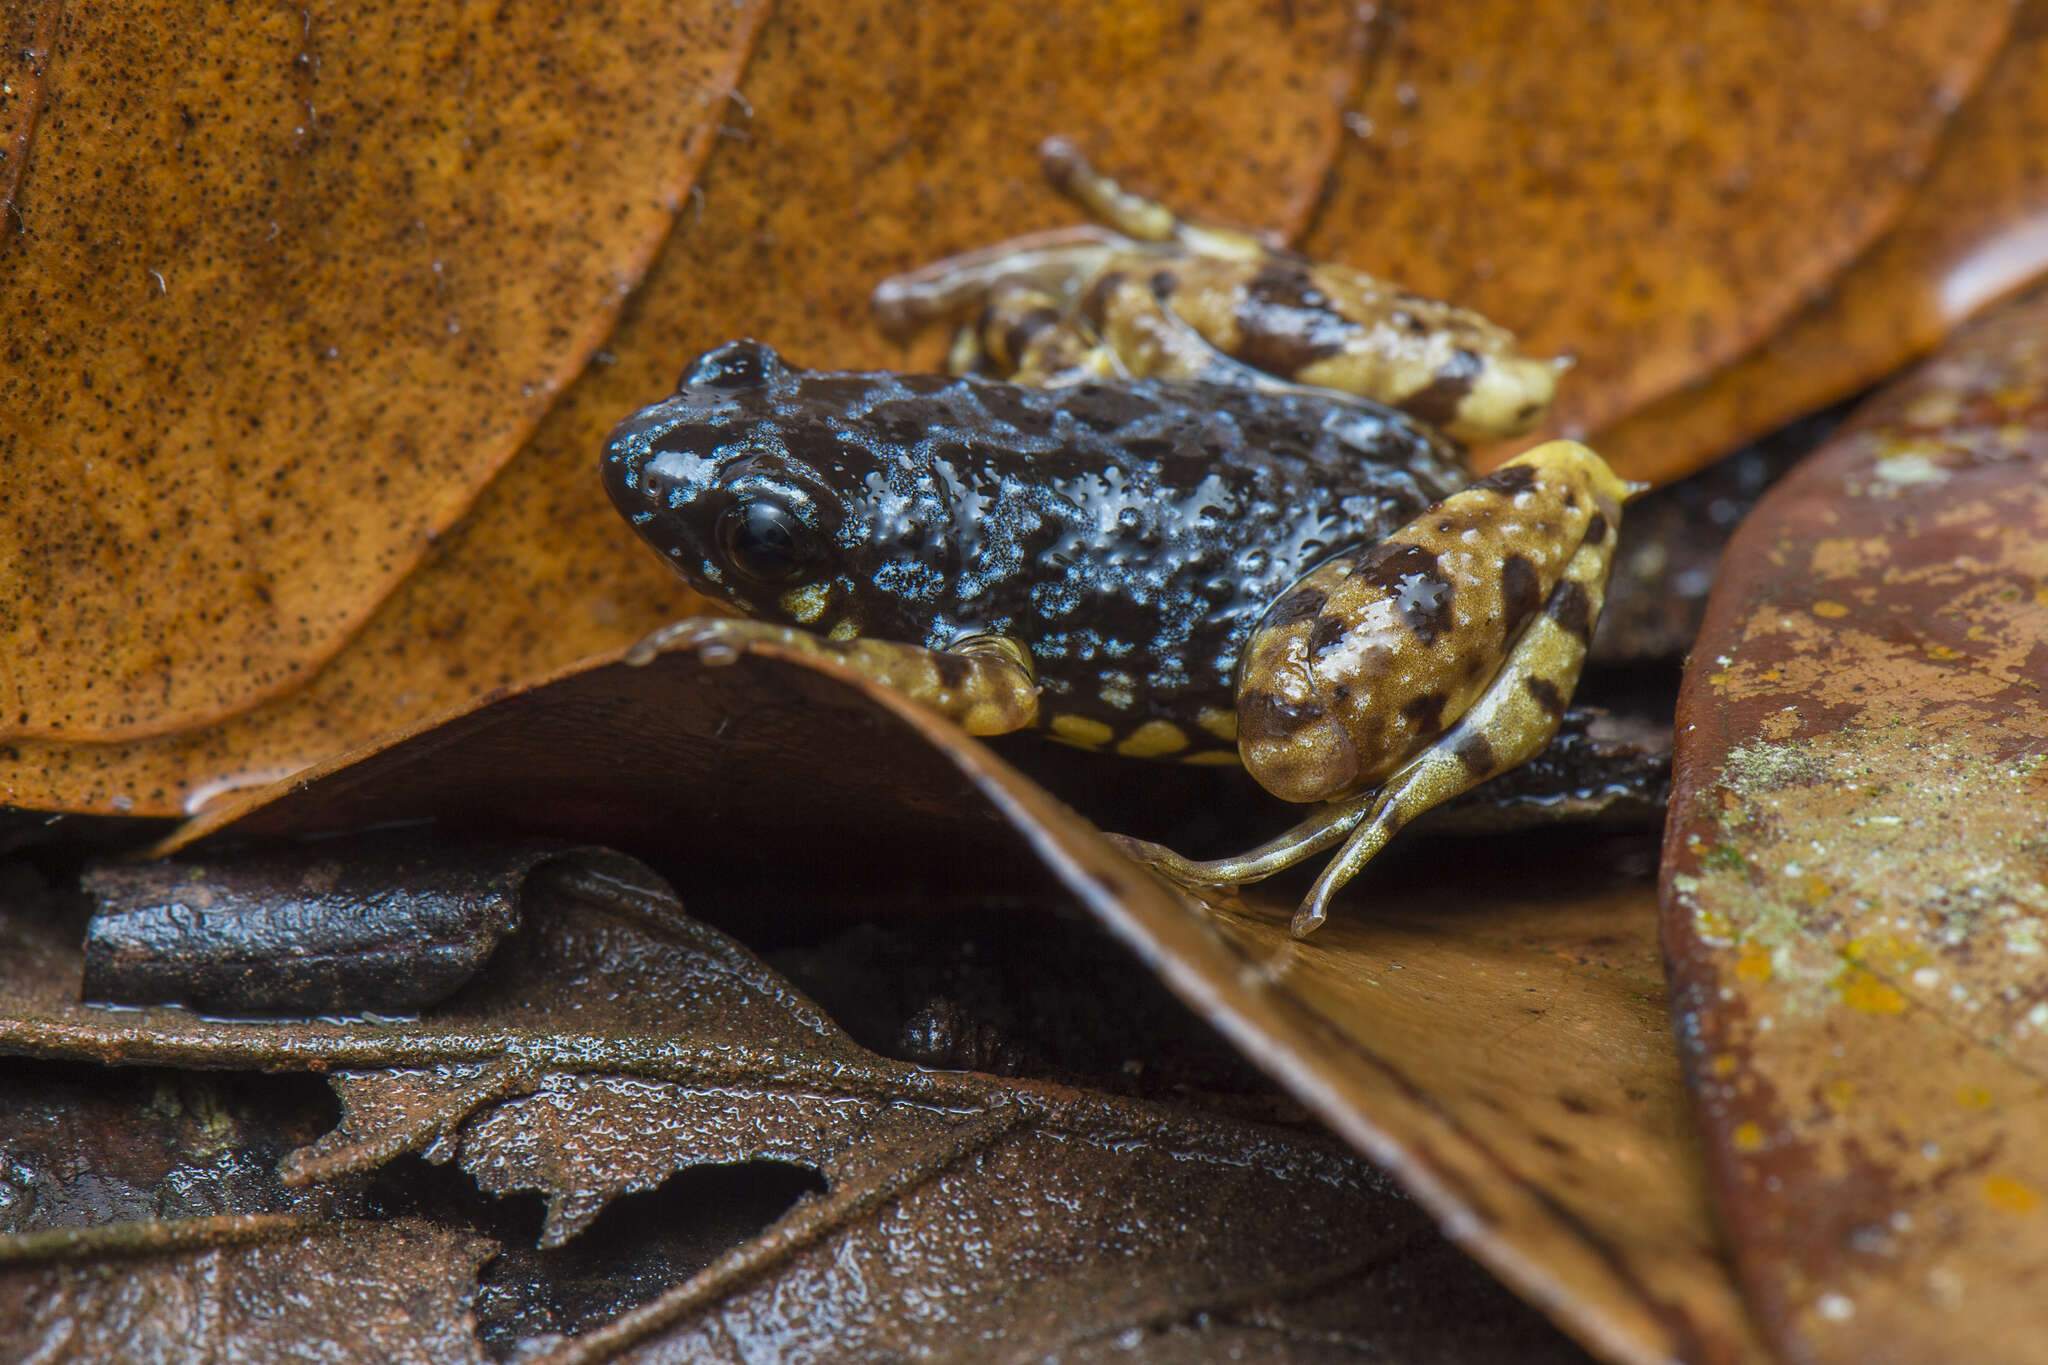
<box><xmin>1287</xmin><ymin>510</ymin><xmax>1617</xmax><ymax>937</ymax></box>
<box><xmin>638</xmin><ymin>619</ymin><xmax>1040</xmax><ymax>737</ymax></box>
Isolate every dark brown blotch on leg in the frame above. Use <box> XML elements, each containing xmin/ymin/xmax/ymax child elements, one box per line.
<box><xmin>1548</xmin><ymin>580</ymin><xmax>1594</xmax><ymax>645</ymax></box>
<box><xmin>1523</xmin><ymin>676</ymin><xmax>1566</xmax><ymax>716</ymax></box>
<box><xmin>1499</xmin><ymin>553</ymin><xmax>1542</xmax><ymax>640</ymax></box>
<box><xmin>1470</xmin><ymin>461</ymin><xmax>1538</xmax><ymax>498</ymax></box>
<box><xmin>1309</xmin><ymin>612</ymin><xmax>1349</xmax><ymax>657</ymax></box>
<box><xmin>1453</xmin><ymin>731</ymin><xmax>1499</xmax><ymax>777</ymax></box>
<box><xmin>1402</xmin><ymin>692</ymin><xmax>1447</xmax><ymax>737</ymax></box>
<box><xmin>1262</xmin><ymin>585</ymin><xmax>1329</xmax><ymax>629</ymax></box>
<box><xmin>1400</xmin><ymin>347</ymin><xmax>1485</xmax><ymax>428</ymax></box>
<box><xmin>1354</xmin><ymin>542</ymin><xmax>1454</xmax><ymax>646</ymax></box>
<box><xmin>1232</xmin><ymin>263</ymin><xmax>1357</xmax><ymax>378</ymax></box>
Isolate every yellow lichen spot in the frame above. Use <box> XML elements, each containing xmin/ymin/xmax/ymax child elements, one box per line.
<box><xmin>1734</xmin><ymin>942</ymin><xmax>1773</xmax><ymax>983</ymax></box>
<box><xmin>1835</xmin><ymin>969</ymin><xmax>1907</xmax><ymax>1015</ymax></box>
<box><xmin>2035</xmin><ymin>587</ymin><xmax>2048</xmax><ymax>608</ymax></box>
<box><xmin>1733</xmin><ymin>1121</ymin><xmax>1766</xmax><ymax>1153</ymax></box>
<box><xmin>1049</xmin><ymin>714</ymin><xmax>1115</xmax><ymax>748</ymax></box>
<box><xmin>1926</xmin><ymin>643</ymin><xmax>1961</xmax><ymax>661</ymax></box>
<box><xmin>1824</xmin><ymin>1078</ymin><xmax>1857</xmax><ymax>1111</ymax></box>
<box><xmin>1799</xmin><ymin>875</ymin><xmax>1832</xmax><ymax>906</ymax></box>
<box><xmin>1984</xmin><ymin>1175</ymin><xmax>2041</xmax><ymax>1215</ymax></box>
<box><xmin>1195</xmin><ymin>706</ymin><xmax>1238</xmax><ymax>742</ymax></box>
<box><xmin>1711</xmin><ymin>1054</ymin><xmax>1739</xmax><ymax>1078</ymax></box>
<box><xmin>1181</xmin><ymin>749</ymin><xmax>1242</xmax><ymax>767</ymax></box>
<box><xmin>1116</xmin><ymin>719</ymin><xmax>1191</xmax><ymax>758</ymax></box>
<box><xmin>1966</xmin><ymin>625</ymin><xmax>1989</xmax><ymax>642</ymax></box>
<box><xmin>1956</xmin><ymin>1085</ymin><xmax>1994</xmax><ymax>1110</ymax></box>
<box><xmin>1760</xmin><ymin>669</ymin><xmax>1782</xmax><ymax>682</ymax></box>
<box><xmin>1707</xmin><ymin>671</ymin><xmax>1732</xmax><ymax>687</ymax></box>
<box><xmin>1812</xmin><ymin>600</ymin><xmax>1849</xmax><ymax>619</ymax></box>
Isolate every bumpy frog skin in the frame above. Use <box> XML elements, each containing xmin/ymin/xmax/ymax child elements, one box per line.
<box><xmin>872</xmin><ymin>138</ymin><xmax>1564</xmax><ymax>447</ymax></box>
<box><xmin>604</xmin><ymin>341</ymin><xmax>1632</xmax><ymax>935</ymax></box>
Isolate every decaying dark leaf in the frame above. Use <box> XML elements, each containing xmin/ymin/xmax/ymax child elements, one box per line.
<box><xmin>133</xmin><ymin>637</ymin><xmax>1735</xmax><ymax>1362</ymax></box>
<box><xmin>3</xmin><ymin>1218</ymin><xmax>496</xmax><ymax>1365</ymax></box>
<box><xmin>1</xmin><ymin>846</ymin><xmax>1593</xmax><ymax>1362</ymax></box>
<box><xmin>81</xmin><ymin>840</ymin><xmax>556</xmax><ymax>1015</ymax></box>
<box><xmin>1665</xmin><ymin>283</ymin><xmax>2048</xmax><ymax>1361</ymax></box>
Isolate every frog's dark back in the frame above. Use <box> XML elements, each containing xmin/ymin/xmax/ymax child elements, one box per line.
<box><xmin>603</xmin><ymin>341</ymin><xmax>1464</xmax><ymax>735</ymax></box>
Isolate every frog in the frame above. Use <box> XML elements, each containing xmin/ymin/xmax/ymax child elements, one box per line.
<box><xmin>602</xmin><ymin>340</ymin><xmax>1634</xmax><ymax>936</ymax></box>
<box><xmin>871</xmin><ymin>137</ymin><xmax>1566</xmax><ymax>447</ymax></box>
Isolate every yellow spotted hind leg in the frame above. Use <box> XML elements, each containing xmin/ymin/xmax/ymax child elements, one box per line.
<box><xmin>635</xmin><ymin>618</ymin><xmax>1041</xmax><ymax>737</ymax></box>
<box><xmin>1286</xmin><ymin>523</ymin><xmax>1616</xmax><ymax>936</ymax></box>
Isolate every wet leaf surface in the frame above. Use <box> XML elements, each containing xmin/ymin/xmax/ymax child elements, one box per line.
<box><xmin>1305</xmin><ymin>1</ymin><xmax>2013</xmax><ymax>468</ymax></box>
<box><xmin>1</xmin><ymin>0</ymin><xmax>769</xmax><ymax>741</ymax></box>
<box><xmin>1</xmin><ymin>845</ymin><xmax>1595</xmax><ymax>1362</ymax></box>
<box><xmin>1596</xmin><ymin>0</ymin><xmax>2048</xmax><ymax>486</ymax></box>
<box><xmin>1664</xmin><ymin>283</ymin><xmax>2048</xmax><ymax>1362</ymax></box>
<box><xmin>129</xmin><ymin>639</ymin><xmax>1743</xmax><ymax>1362</ymax></box>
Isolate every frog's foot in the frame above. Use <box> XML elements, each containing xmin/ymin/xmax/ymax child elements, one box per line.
<box><xmin>630</xmin><ymin>617</ymin><xmax>1041</xmax><ymax>737</ymax></box>
<box><xmin>1036</xmin><ymin>136</ymin><xmax>1271</xmax><ymax>262</ymax></box>
<box><xmin>1106</xmin><ymin>791</ymin><xmax>1378</xmax><ymax>895</ymax></box>
<box><xmin>871</xmin><ymin>226</ymin><xmax>1142</xmax><ymax>341</ymax></box>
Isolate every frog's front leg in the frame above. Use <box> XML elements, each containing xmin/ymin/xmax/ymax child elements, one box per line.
<box><xmin>637</xmin><ymin>618</ymin><xmax>1040</xmax><ymax>736</ymax></box>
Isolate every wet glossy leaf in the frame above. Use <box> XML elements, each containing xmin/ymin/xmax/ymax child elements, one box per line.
<box><xmin>1664</xmin><ymin>283</ymin><xmax>2048</xmax><ymax>1362</ymax></box>
<box><xmin>1598</xmin><ymin>2</ymin><xmax>2048</xmax><ymax>485</ymax></box>
<box><xmin>4</xmin><ymin>1218</ymin><xmax>496</xmax><ymax>1365</ymax></box>
<box><xmin>0</xmin><ymin>846</ymin><xmax>1591</xmax><ymax>1362</ymax></box>
<box><xmin>2</xmin><ymin>0</ymin><xmax>1361</xmax><ymax>816</ymax></box>
<box><xmin>0</xmin><ymin>0</ymin><xmax>769</xmax><ymax>741</ymax></box>
<box><xmin>1304</xmin><ymin>1</ymin><xmax>2012</xmax><ymax>468</ymax></box>
<box><xmin>144</xmin><ymin>640</ymin><xmax>1733</xmax><ymax>1362</ymax></box>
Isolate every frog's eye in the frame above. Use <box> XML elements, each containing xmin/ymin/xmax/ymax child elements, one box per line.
<box><xmin>716</xmin><ymin>498</ymin><xmax>815</xmax><ymax>584</ymax></box>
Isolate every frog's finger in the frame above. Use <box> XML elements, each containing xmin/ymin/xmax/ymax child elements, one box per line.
<box><xmin>632</xmin><ymin>618</ymin><xmax>1040</xmax><ymax>737</ymax></box>
<box><xmin>1037</xmin><ymin>136</ymin><xmax>1271</xmax><ymax>262</ymax></box>
<box><xmin>1288</xmin><ymin>519</ymin><xmax>1617</xmax><ymax>937</ymax></box>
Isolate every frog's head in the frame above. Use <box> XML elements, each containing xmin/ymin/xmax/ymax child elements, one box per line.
<box><xmin>601</xmin><ymin>340</ymin><xmax>853</xmax><ymax>628</ymax></box>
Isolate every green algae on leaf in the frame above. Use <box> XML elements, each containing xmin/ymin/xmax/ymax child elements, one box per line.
<box><xmin>1665</xmin><ymin>282</ymin><xmax>2048</xmax><ymax>1365</ymax></box>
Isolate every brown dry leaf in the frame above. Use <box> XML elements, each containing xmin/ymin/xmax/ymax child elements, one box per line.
<box><xmin>1</xmin><ymin>845</ymin><xmax>1591</xmax><ymax>1362</ymax></box>
<box><xmin>0</xmin><ymin>0</ymin><xmax>769</xmax><ymax>742</ymax></box>
<box><xmin>151</xmin><ymin>640</ymin><xmax>1745</xmax><ymax>1363</ymax></box>
<box><xmin>1306</xmin><ymin>2</ymin><xmax>2014</xmax><ymax>470</ymax></box>
<box><xmin>1663</xmin><ymin>283</ymin><xmax>2048</xmax><ymax>1362</ymax></box>
<box><xmin>3</xmin><ymin>0</ymin><xmax>1363</xmax><ymax>817</ymax></box>
<box><xmin>1598</xmin><ymin>0</ymin><xmax>2048</xmax><ymax>486</ymax></box>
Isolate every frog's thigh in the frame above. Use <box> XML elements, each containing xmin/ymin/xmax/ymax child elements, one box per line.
<box><xmin>1289</xmin><ymin>533</ymin><xmax>1613</xmax><ymax>935</ymax></box>
<box><xmin>644</xmin><ymin>618</ymin><xmax>1039</xmax><ymax>736</ymax></box>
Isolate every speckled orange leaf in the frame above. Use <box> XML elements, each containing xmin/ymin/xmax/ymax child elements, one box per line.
<box><xmin>1305</xmin><ymin>0</ymin><xmax>2013</xmax><ymax>474</ymax></box>
<box><xmin>1664</xmin><ymin>285</ymin><xmax>2048</xmax><ymax>1361</ymax></box>
<box><xmin>167</xmin><ymin>635</ymin><xmax>1759</xmax><ymax>1365</ymax></box>
<box><xmin>3</xmin><ymin>0</ymin><xmax>1363</xmax><ymax>816</ymax></box>
<box><xmin>0</xmin><ymin>0</ymin><xmax>768</xmax><ymax>742</ymax></box>
<box><xmin>1599</xmin><ymin>0</ymin><xmax>2048</xmax><ymax>486</ymax></box>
